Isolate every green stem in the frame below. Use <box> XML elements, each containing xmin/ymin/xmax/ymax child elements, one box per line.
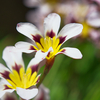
<box><xmin>37</xmin><ymin>70</ymin><xmax>48</xmax><ymax>88</ymax></box>
<box><xmin>37</xmin><ymin>57</ymin><xmax>55</xmax><ymax>88</ymax></box>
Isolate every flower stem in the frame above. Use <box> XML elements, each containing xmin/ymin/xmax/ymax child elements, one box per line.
<box><xmin>37</xmin><ymin>57</ymin><xmax>55</xmax><ymax>88</ymax></box>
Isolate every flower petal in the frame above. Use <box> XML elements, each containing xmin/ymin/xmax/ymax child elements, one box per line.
<box><xmin>0</xmin><ymin>63</ymin><xmax>10</xmax><ymax>79</ymax></box>
<box><xmin>0</xmin><ymin>79</ymin><xmax>15</xmax><ymax>98</ymax></box>
<box><xmin>34</xmin><ymin>84</ymin><xmax>50</xmax><ymax>100</ymax></box>
<box><xmin>0</xmin><ymin>90</ymin><xmax>14</xmax><ymax>98</ymax></box>
<box><xmin>2</xmin><ymin>46</ymin><xmax>24</xmax><ymax>72</ymax></box>
<box><xmin>58</xmin><ymin>23</ymin><xmax>83</xmax><ymax>44</ymax></box>
<box><xmin>44</xmin><ymin>13</ymin><xmax>61</xmax><ymax>38</ymax></box>
<box><xmin>1</xmin><ymin>92</ymin><xmax>18</xmax><ymax>100</ymax></box>
<box><xmin>0</xmin><ymin>63</ymin><xmax>10</xmax><ymax>74</ymax></box>
<box><xmin>57</xmin><ymin>47</ymin><xmax>82</xmax><ymax>59</ymax></box>
<box><xmin>16</xmin><ymin>23</ymin><xmax>42</xmax><ymax>42</ymax></box>
<box><xmin>87</xmin><ymin>18</ymin><xmax>100</xmax><ymax>27</ymax></box>
<box><xmin>27</xmin><ymin>48</ymin><xmax>52</xmax><ymax>73</ymax></box>
<box><xmin>15</xmin><ymin>41</ymin><xmax>37</xmax><ymax>53</ymax></box>
<box><xmin>16</xmin><ymin>87</ymin><xmax>38</xmax><ymax>99</ymax></box>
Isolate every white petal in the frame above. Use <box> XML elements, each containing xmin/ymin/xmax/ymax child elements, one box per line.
<box><xmin>58</xmin><ymin>47</ymin><xmax>82</xmax><ymax>59</ymax></box>
<box><xmin>16</xmin><ymin>22</ymin><xmax>42</xmax><ymax>41</ymax></box>
<box><xmin>0</xmin><ymin>79</ymin><xmax>8</xmax><ymax>90</ymax></box>
<box><xmin>0</xmin><ymin>63</ymin><xmax>11</xmax><ymax>79</ymax></box>
<box><xmin>2</xmin><ymin>46</ymin><xmax>24</xmax><ymax>71</ymax></box>
<box><xmin>16</xmin><ymin>87</ymin><xmax>38</xmax><ymax>99</ymax></box>
<box><xmin>0</xmin><ymin>78</ymin><xmax>12</xmax><ymax>87</ymax></box>
<box><xmin>0</xmin><ymin>63</ymin><xmax>10</xmax><ymax>74</ymax></box>
<box><xmin>58</xmin><ymin>23</ymin><xmax>83</xmax><ymax>43</ymax></box>
<box><xmin>35</xmin><ymin>47</ymin><xmax>53</xmax><ymax>60</ymax></box>
<box><xmin>0</xmin><ymin>79</ymin><xmax>15</xmax><ymax>98</ymax></box>
<box><xmin>1</xmin><ymin>92</ymin><xmax>18</xmax><ymax>100</ymax></box>
<box><xmin>0</xmin><ymin>89</ymin><xmax>15</xmax><ymax>98</ymax></box>
<box><xmin>87</xmin><ymin>18</ymin><xmax>100</xmax><ymax>27</ymax></box>
<box><xmin>27</xmin><ymin>47</ymin><xmax>53</xmax><ymax>70</ymax></box>
<box><xmin>44</xmin><ymin>13</ymin><xmax>61</xmax><ymax>37</ymax></box>
<box><xmin>15</xmin><ymin>41</ymin><xmax>36</xmax><ymax>53</ymax></box>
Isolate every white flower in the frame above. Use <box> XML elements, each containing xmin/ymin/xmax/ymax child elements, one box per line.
<box><xmin>34</xmin><ymin>84</ymin><xmax>50</xmax><ymax>100</ymax></box>
<box><xmin>0</xmin><ymin>46</ymin><xmax>48</xmax><ymax>99</ymax></box>
<box><xmin>15</xmin><ymin>13</ymin><xmax>83</xmax><ymax>59</ymax></box>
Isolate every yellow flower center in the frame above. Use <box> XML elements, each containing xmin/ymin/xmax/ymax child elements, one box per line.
<box><xmin>35</xmin><ymin>36</ymin><xmax>61</xmax><ymax>59</ymax></box>
<box><xmin>7</xmin><ymin>68</ymin><xmax>39</xmax><ymax>89</ymax></box>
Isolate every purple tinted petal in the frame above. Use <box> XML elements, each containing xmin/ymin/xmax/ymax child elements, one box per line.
<box><xmin>58</xmin><ymin>36</ymin><xmax>67</xmax><ymax>44</ymax></box>
<box><xmin>12</xmin><ymin>63</ymin><xmax>22</xmax><ymax>74</ymax></box>
<box><xmin>32</xmin><ymin>34</ymin><xmax>42</xmax><ymax>43</ymax></box>
<box><xmin>29</xmin><ymin>46</ymin><xmax>37</xmax><ymax>50</ymax></box>
<box><xmin>46</xmin><ymin>30</ymin><xmax>55</xmax><ymax>38</ymax></box>
<box><xmin>30</xmin><ymin>64</ymin><xmax>38</xmax><ymax>74</ymax></box>
<box><xmin>0</xmin><ymin>71</ymin><xmax>10</xmax><ymax>79</ymax></box>
<box><xmin>3</xmin><ymin>85</ymin><xmax>12</xmax><ymax>90</ymax></box>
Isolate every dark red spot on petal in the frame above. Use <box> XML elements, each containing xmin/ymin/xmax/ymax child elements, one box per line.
<box><xmin>47</xmin><ymin>51</ymin><xmax>50</xmax><ymax>58</ymax></box>
<box><xmin>17</xmin><ymin>23</ymin><xmax>21</xmax><ymax>27</ymax></box>
<box><xmin>61</xmin><ymin>49</ymin><xmax>66</xmax><ymax>53</ymax></box>
<box><xmin>58</xmin><ymin>49</ymin><xmax>66</xmax><ymax>55</ymax></box>
<box><xmin>12</xmin><ymin>63</ymin><xmax>22</xmax><ymax>74</ymax></box>
<box><xmin>58</xmin><ymin>36</ymin><xmax>66</xmax><ymax>44</ymax></box>
<box><xmin>0</xmin><ymin>71</ymin><xmax>10</xmax><ymax>79</ymax></box>
<box><xmin>30</xmin><ymin>64</ymin><xmax>38</xmax><ymax>74</ymax></box>
<box><xmin>32</xmin><ymin>34</ymin><xmax>42</xmax><ymax>43</ymax></box>
<box><xmin>29</xmin><ymin>46</ymin><xmax>36</xmax><ymax>50</ymax></box>
<box><xmin>3</xmin><ymin>85</ymin><xmax>12</xmax><ymax>90</ymax></box>
<box><xmin>70</xmin><ymin>18</ymin><xmax>77</xmax><ymax>23</ymax></box>
<box><xmin>46</xmin><ymin>30</ymin><xmax>55</xmax><ymax>38</ymax></box>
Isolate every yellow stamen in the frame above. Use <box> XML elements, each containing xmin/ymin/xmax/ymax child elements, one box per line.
<box><xmin>7</xmin><ymin>67</ymin><xmax>39</xmax><ymax>89</ymax></box>
<box><xmin>34</xmin><ymin>36</ymin><xmax>61</xmax><ymax>59</ymax></box>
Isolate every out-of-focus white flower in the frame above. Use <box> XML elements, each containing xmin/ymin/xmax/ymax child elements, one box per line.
<box><xmin>23</xmin><ymin>0</ymin><xmax>41</xmax><ymax>8</ymax></box>
<box><xmin>0</xmin><ymin>46</ymin><xmax>48</xmax><ymax>99</ymax></box>
<box><xmin>26</xmin><ymin>3</ymin><xmax>52</xmax><ymax>33</ymax></box>
<box><xmin>1</xmin><ymin>92</ymin><xmax>17</xmax><ymax>100</ymax></box>
<box><xmin>34</xmin><ymin>84</ymin><xmax>50</xmax><ymax>100</ymax></box>
<box><xmin>89</xmin><ymin>29</ymin><xmax>100</xmax><ymax>47</ymax></box>
<box><xmin>15</xmin><ymin>13</ymin><xmax>83</xmax><ymax>60</ymax></box>
<box><xmin>87</xmin><ymin>5</ymin><xmax>100</xmax><ymax>27</ymax></box>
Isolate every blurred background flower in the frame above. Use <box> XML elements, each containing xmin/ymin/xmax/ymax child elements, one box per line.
<box><xmin>0</xmin><ymin>92</ymin><xmax>18</xmax><ymax>100</ymax></box>
<box><xmin>34</xmin><ymin>84</ymin><xmax>50</xmax><ymax>100</ymax></box>
<box><xmin>0</xmin><ymin>0</ymin><xmax>100</xmax><ymax>100</ymax></box>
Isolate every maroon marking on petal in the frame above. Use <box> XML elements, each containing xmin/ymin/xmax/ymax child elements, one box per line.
<box><xmin>17</xmin><ymin>23</ymin><xmax>21</xmax><ymax>27</ymax></box>
<box><xmin>46</xmin><ymin>30</ymin><xmax>55</xmax><ymax>38</ymax></box>
<box><xmin>58</xmin><ymin>49</ymin><xmax>66</xmax><ymax>55</ymax></box>
<box><xmin>29</xmin><ymin>46</ymin><xmax>36</xmax><ymax>50</ymax></box>
<box><xmin>47</xmin><ymin>51</ymin><xmax>50</xmax><ymax>57</ymax></box>
<box><xmin>61</xmin><ymin>49</ymin><xmax>66</xmax><ymax>53</ymax></box>
<box><xmin>32</xmin><ymin>34</ymin><xmax>42</xmax><ymax>43</ymax></box>
<box><xmin>3</xmin><ymin>85</ymin><xmax>12</xmax><ymax>90</ymax></box>
<box><xmin>12</xmin><ymin>63</ymin><xmax>22</xmax><ymax>74</ymax></box>
<box><xmin>0</xmin><ymin>71</ymin><xmax>10</xmax><ymax>79</ymax></box>
<box><xmin>70</xmin><ymin>18</ymin><xmax>77</xmax><ymax>23</ymax></box>
<box><xmin>30</xmin><ymin>64</ymin><xmax>38</xmax><ymax>74</ymax></box>
<box><xmin>58</xmin><ymin>36</ymin><xmax>66</xmax><ymax>44</ymax></box>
